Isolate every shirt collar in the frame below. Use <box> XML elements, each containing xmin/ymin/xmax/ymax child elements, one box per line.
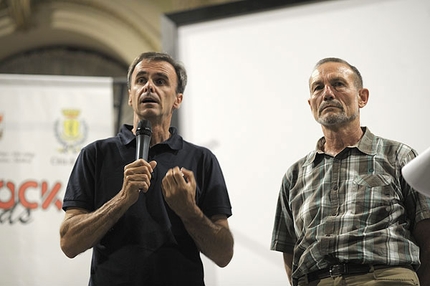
<box><xmin>304</xmin><ymin>127</ymin><xmax>376</xmax><ymax>166</ymax></box>
<box><xmin>118</xmin><ymin>124</ymin><xmax>182</xmax><ymax>151</ymax></box>
<box><xmin>356</xmin><ymin>127</ymin><xmax>377</xmax><ymax>156</ymax></box>
<box><xmin>118</xmin><ymin>124</ymin><xmax>135</xmax><ymax>145</ymax></box>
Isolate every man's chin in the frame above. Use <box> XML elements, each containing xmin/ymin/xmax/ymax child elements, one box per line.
<box><xmin>318</xmin><ymin>115</ymin><xmax>344</xmax><ymax>126</ymax></box>
<box><xmin>317</xmin><ymin>114</ymin><xmax>357</xmax><ymax>126</ymax></box>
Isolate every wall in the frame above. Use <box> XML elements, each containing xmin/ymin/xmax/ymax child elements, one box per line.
<box><xmin>163</xmin><ymin>0</ymin><xmax>430</xmax><ymax>285</ymax></box>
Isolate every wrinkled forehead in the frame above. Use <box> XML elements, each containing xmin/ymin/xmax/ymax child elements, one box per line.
<box><xmin>133</xmin><ymin>59</ymin><xmax>177</xmax><ymax>82</ymax></box>
<box><xmin>309</xmin><ymin>62</ymin><xmax>354</xmax><ymax>86</ymax></box>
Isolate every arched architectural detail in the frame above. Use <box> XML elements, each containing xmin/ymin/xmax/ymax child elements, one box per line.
<box><xmin>0</xmin><ymin>0</ymin><xmax>235</xmax><ymax>128</ymax></box>
<box><xmin>0</xmin><ymin>0</ymin><xmax>163</xmax><ymax>64</ymax></box>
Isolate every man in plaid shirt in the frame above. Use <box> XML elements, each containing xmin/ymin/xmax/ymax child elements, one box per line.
<box><xmin>271</xmin><ymin>57</ymin><xmax>430</xmax><ymax>286</ymax></box>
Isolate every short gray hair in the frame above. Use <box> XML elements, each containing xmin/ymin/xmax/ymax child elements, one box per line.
<box><xmin>313</xmin><ymin>57</ymin><xmax>363</xmax><ymax>89</ymax></box>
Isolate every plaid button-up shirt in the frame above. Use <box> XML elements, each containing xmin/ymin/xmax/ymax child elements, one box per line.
<box><xmin>271</xmin><ymin>127</ymin><xmax>430</xmax><ymax>279</ymax></box>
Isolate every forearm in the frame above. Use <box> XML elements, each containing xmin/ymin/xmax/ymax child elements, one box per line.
<box><xmin>283</xmin><ymin>252</ymin><xmax>293</xmax><ymax>285</ymax></box>
<box><xmin>60</xmin><ymin>192</ymin><xmax>131</xmax><ymax>258</ymax></box>
<box><xmin>413</xmin><ymin>219</ymin><xmax>430</xmax><ymax>285</ymax></box>
<box><xmin>181</xmin><ymin>208</ymin><xmax>234</xmax><ymax>267</ymax></box>
<box><xmin>417</xmin><ymin>246</ymin><xmax>430</xmax><ymax>285</ymax></box>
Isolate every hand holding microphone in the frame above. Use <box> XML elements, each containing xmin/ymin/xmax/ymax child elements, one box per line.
<box><xmin>120</xmin><ymin>120</ymin><xmax>156</xmax><ymax>204</ymax></box>
<box><xmin>134</xmin><ymin>119</ymin><xmax>158</xmax><ymax>194</ymax></box>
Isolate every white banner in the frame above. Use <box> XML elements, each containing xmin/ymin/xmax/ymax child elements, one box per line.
<box><xmin>0</xmin><ymin>74</ymin><xmax>113</xmax><ymax>286</ymax></box>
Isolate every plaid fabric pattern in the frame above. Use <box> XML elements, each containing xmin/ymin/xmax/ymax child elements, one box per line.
<box><xmin>271</xmin><ymin>127</ymin><xmax>430</xmax><ymax>279</ymax></box>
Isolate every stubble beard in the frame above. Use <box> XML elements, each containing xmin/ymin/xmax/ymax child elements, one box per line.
<box><xmin>317</xmin><ymin>111</ymin><xmax>358</xmax><ymax>127</ymax></box>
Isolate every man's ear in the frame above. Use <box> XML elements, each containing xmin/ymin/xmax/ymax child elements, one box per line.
<box><xmin>358</xmin><ymin>88</ymin><xmax>369</xmax><ymax>108</ymax></box>
<box><xmin>173</xmin><ymin>93</ymin><xmax>183</xmax><ymax>110</ymax></box>
<box><xmin>128</xmin><ymin>89</ymin><xmax>132</xmax><ymax>106</ymax></box>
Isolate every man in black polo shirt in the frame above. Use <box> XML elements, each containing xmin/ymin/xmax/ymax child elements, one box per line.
<box><xmin>60</xmin><ymin>52</ymin><xmax>234</xmax><ymax>285</ymax></box>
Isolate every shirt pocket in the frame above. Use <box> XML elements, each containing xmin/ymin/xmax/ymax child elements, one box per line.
<box><xmin>350</xmin><ymin>174</ymin><xmax>399</xmax><ymax>226</ymax></box>
<box><xmin>352</xmin><ymin>174</ymin><xmax>398</xmax><ymax>205</ymax></box>
<box><xmin>354</xmin><ymin>174</ymin><xmax>393</xmax><ymax>189</ymax></box>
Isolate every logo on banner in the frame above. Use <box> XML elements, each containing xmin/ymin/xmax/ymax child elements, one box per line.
<box><xmin>55</xmin><ymin>109</ymin><xmax>88</xmax><ymax>153</ymax></box>
<box><xmin>0</xmin><ymin>180</ymin><xmax>63</xmax><ymax>224</ymax></box>
<box><xmin>0</xmin><ymin>111</ymin><xmax>65</xmax><ymax>224</ymax></box>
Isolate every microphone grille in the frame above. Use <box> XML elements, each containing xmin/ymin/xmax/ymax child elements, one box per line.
<box><xmin>136</xmin><ymin>119</ymin><xmax>152</xmax><ymax>136</ymax></box>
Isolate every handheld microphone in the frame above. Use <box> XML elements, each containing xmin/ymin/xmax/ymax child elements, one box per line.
<box><xmin>135</xmin><ymin>119</ymin><xmax>152</xmax><ymax>161</ymax></box>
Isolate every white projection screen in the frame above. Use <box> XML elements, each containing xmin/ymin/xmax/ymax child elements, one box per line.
<box><xmin>162</xmin><ymin>0</ymin><xmax>430</xmax><ymax>285</ymax></box>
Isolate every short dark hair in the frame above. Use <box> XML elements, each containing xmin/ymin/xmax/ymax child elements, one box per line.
<box><xmin>127</xmin><ymin>52</ymin><xmax>187</xmax><ymax>94</ymax></box>
<box><xmin>313</xmin><ymin>57</ymin><xmax>363</xmax><ymax>89</ymax></box>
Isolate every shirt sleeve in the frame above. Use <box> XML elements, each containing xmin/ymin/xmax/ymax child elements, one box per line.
<box><xmin>271</xmin><ymin>174</ymin><xmax>296</xmax><ymax>254</ymax></box>
<box><xmin>198</xmin><ymin>150</ymin><xmax>232</xmax><ymax>218</ymax></box>
<box><xmin>400</xmin><ymin>146</ymin><xmax>430</xmax><ymax>226</ymax></box>
<box><xmin>62</xmin><ymin>144</ymin><xmax>96</xmax><ymax>212</ymax></box>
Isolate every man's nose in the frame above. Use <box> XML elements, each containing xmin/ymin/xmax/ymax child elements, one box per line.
<box><xmin>143</xmin><ymin>80</ymin><xmax>155</xmax><ymax>93</ymax></box>
<box><xmin>322</xmin><ymin>85</ymin><xmax>335</xmax><ymax>100</ymax></box>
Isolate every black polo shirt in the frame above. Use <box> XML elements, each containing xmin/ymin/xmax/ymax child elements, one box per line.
<box><xmin>63</xmin><ymin>124</ymin><xmax>232</xmax><ymax>286</ymax></box>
